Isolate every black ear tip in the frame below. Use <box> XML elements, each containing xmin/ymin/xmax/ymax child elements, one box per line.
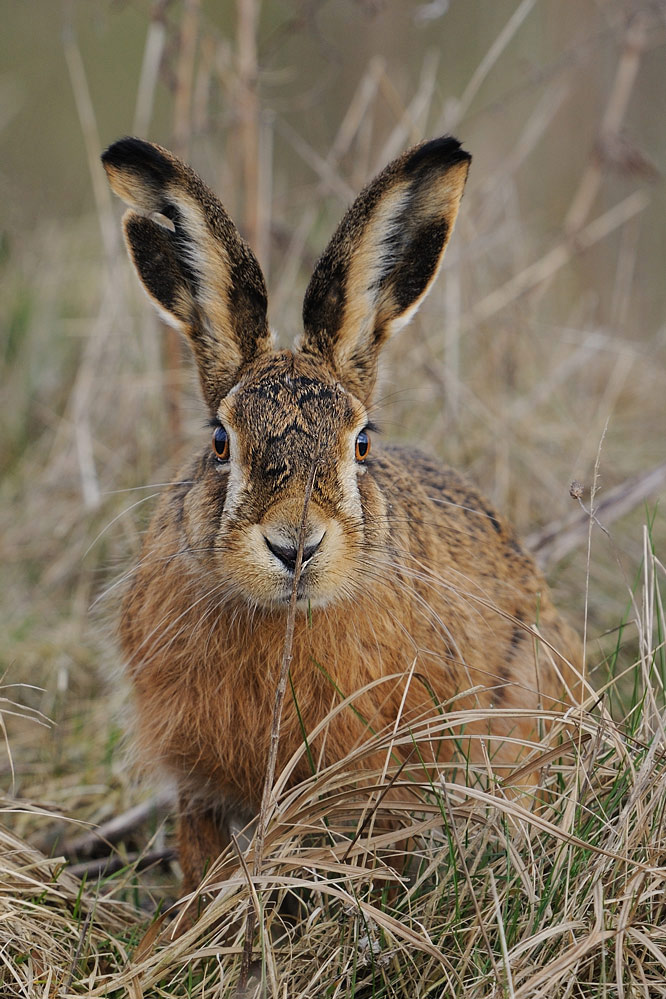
<box><xmin>405</xmin><ymin>135</ymin><xmax>472</xmax><ymax>175</ymax></box>
<box><xmin>101</xmin><ymin>136</ymin><xmax>175</xmax><ymax>182</ymax></box>
<box><xmin>101</xmin><ymin>136</ymin><xmax>147</xmax><ymax>167</ymax></box>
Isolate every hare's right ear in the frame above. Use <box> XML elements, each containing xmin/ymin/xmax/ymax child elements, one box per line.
<box><xmin>102</xmin><ymin>137</ymin><xmax>272</xmax><ymax>412</ymax></box>
<box><xmin>300</xmin><ymin>136</ymin><xmax>470</xmax><ymax>402</ymax></box>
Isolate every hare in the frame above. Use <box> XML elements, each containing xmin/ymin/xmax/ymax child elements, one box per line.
<box><xmin>102</xmin><ymin>135</ymin><xmax>581</xmax><ymax>898</ymax></box>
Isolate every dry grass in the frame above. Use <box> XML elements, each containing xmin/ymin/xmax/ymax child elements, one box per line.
<box><xmin>2</xmin><ymin>618</ymin><xmax>666</xmax><ymax>996</ymax></box>
<box><xmin>1</xmin><ymin>1</ymin><xmax>666</xmax><ymax>995</ymax></box>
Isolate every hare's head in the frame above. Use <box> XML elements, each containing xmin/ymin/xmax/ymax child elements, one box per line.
<box><xmin>102</xmin><ymin>137</ymin><xmax>470</xmax><ymax>609</ymax></box>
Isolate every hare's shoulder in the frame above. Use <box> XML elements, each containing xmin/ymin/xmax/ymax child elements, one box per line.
<box><xmin>375</xmin><ymin>443</ymin><xmax>533</xmax><ymax>562</ymax></box>
<box><xmin>376</xmin><ymin>443</ymin><xmax>504</xmax><ymax>519</ymax></box>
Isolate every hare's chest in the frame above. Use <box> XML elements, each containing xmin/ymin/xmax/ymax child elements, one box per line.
<box><xmin>132</xmin><ymin>598</ymin><xmax>420</xmax><ymax>807</ymax></box>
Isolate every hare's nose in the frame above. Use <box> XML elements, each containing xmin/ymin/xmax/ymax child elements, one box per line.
<box><xmin>264</xmin><ymin>532</ymin><xmax>324</xmax><ymax>572</ymax></box>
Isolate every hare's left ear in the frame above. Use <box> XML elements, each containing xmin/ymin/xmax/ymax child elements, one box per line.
<box><xmin>299</xmin><ymin>136</ymin><xmax>470</xmax><ymax>401</ymax></box>
<box><xmin>102</xmin><ymin>137</ymin><xmax>271</xmax><ymax>413</ymax></box>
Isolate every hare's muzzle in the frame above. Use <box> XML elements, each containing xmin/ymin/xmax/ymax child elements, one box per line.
<box><xmin>263</xmin><ymin>529</ymin><xmax>325</xmax><ymax>573</ymax></box>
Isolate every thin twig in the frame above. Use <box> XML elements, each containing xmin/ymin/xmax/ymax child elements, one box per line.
<box><xmin>63</xmin><ymin>791</ymin><xmax>173</xmax><ymax>860</ymax></box>
<box><xmin>237</xmin><ymin>455</ymin><xmax>319</xmax><ymax>994</ymax></box>
<box><xmin>373</xmin><ymin>47</ymin><xmax>439</xmax><ymax>169</ymax></box>
<box><xmin>62</xmin><ymin>15</ymin><xmax>123</xmax><ymax>510</ymax></box>
<box><xmin>172</xmin><ymin>0</ymin><xmax>200</xmax><ymax>157</ymax></box>
<box><xmin>340</xmin><ymin>750</ymin><xmax>415</xmax><ymax>864</ymax></box>
<box><xmin>441</xmin><ymin>787</ymin><xmax>503</xmax><ymax>987</ymax></box>
<box><xmin>68</xmin><ymin>848</ymin><xmax>175</xmax><ymax>880</ymax></box>
<box><xmin>527</xmin><ymin>460</ymin><xmax>666</xmax><ymax>568</ymax></box>
<box><xmin>462</xmin><ymin>190</ymin><xmax>649</xmax><ymax>331</ymax></box>
<box><xmin>62</xmin><ymin>16</ymin><xmax>116</xmax><ymax>261</ymax></box>
<box><xmin>564</xmin><ymin>12</ymin><xmax>649</xmax><ymax>234</ymax></box>
<box><xmin>161</xmin><ymin>0</ymin><xmax>201</xmax><ymax>447</ymax></box>
<box><xmin>489</xmin><ymin>868</ymin><xmax>516</xmax><ymax>999</ymax></box>
<box><xmin>133</xmin><ymin>0</ymin><xmax>169</xmax><ymax>136</ymax></box>
<box><xmin>236</xmin><ymin>0</ymin><xmax>261</xmax><ymax>251</ymax></box>
<box><xmin>443</xmin><ymin>0</ymin><xmax>537</xmax><ymax>129</ymax></box>
<box><xmin>255</xmin><ymin>456</ymin><xmax>320</xmax><ymax>866</ymax></box>
<box><xmin>62</xmin><ymin>906</ymin><xmax>93</xmax><ymax>993</ymax></box>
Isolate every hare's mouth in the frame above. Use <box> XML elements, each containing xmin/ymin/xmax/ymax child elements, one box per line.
<box><xmin>274</xmin><ymin>571</ymin><xmax>317</xmax><ymax>606</ymax></box>
<box><xmin>269</xmin><ymin>569</ymin><xmax>341</xmax><ymax>611</ymax></box>
<box><xmin>277</xmin><ymin>586</ymin><xmax>308</xmax><ymax>606</ymax></box>
<box><xmin>224</xmin><ymin>521</ymin><xmax>345</xmax><ymax>609</ymax></box>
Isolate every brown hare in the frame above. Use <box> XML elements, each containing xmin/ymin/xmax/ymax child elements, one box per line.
<box><xmin>102</xmin><ymin>135</ymin><xmax>581</xmax><ymax>899</ymax></box>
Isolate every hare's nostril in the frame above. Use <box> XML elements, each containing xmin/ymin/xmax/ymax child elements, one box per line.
<box><xmin>264</xmin><ymin>534</ymin><xmax>323</xmax><ymax>572</ymax></box>
<box><xmin>265</xmin><ymin>537</ymin><xmax>298</xmax><ymax>570</ymax></box>
<box><xmin>302</xmin><ymin>536</ymin><xmax>324</xmax><ymax>563</ymax></box>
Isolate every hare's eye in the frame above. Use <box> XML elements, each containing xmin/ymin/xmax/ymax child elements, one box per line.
<box><xmin>355</xmin><ymin>429</ymin><xmax>371</xmax><ymax>462</ymax></box>
<box><xmin>212</xmin><ymin>425</ymin><xmax>230</xmax><ymax>462</ymax></box>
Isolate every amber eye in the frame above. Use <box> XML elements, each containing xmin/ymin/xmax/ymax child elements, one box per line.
<box><xmin>212</xmin><ymin>425</ymin><xmax>230</xmax><ymax>461</ymax></box>
<box><xmin>355</xmin><ymin>429</ymin><xmax>371</xmax><ymax>462</ymax></box>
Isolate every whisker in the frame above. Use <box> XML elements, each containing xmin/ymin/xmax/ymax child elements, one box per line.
<box><xmin>84</xmin><ymin>492</ymin><xmax>163</xmax><ymax>559</ymax></box>
<box><xmin>99</xmin><ymin>479</ymin><xmax>196</xmax><ymax>495</ymax></box>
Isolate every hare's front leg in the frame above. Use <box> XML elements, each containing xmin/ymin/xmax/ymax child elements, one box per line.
<box><xmin>177</xmin><ymin>790</ymin><xmax>230</xmax><ymax>901</ymax></box>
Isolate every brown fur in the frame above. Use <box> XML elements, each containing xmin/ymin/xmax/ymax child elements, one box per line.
<box><xmin>103</xmin><ymin>136</ymin><xmax>582</xmax><ymax>899</ymax></box>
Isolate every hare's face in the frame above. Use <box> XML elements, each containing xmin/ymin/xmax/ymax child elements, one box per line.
<box><xmin>191</xmin><ymin>351</ymin><xmax>387</xmax><ymax>609</ymax></box>
<box><xmin>103</xmin><ymin>136</ymin><xmax>470</xmax><ymax>609</ymax></box>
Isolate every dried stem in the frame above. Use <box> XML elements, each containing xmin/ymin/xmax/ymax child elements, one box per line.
<box><xmin>439</xmin><ymin>785</ymin><xmax>503</xmax><ymax>988</ymax></box>
<box><xmin>462</xmin><ymin>190</ymin><xmax>649</xmax><ymax>331</ymax></box>
<box><xmin>340</xmin><ymin>750</ymin><xmax>415</xmax><ymax>864</ymax></box>
<box><xmin>527</xmin><ymin>460</ymin><xmax>666</xmax><ymax>568</ymax></box>
<box><xmin>62</xmin><ymin>907</ymin><xmax>93</xmax><ymax>993</ymax></box>
<box><xmin>443</xmin><ymin>0</ymin><xmax>537</xmax><ymax>129</ymax></box>
<box><xmin>67</xmin><ymin>848</ymin><xmax>175</xmax><ymax>880</ymax></box>
<box><xmin>63</xmin><ymin>790</ymin><xmax>173</xmax><ymax>860</ymax></box>
<box><xmin>236</xmin><ymin>0</ymin><xmax>261</xmax><ymax>252</ymax></box>
<box><xmin>133</xmin><ymin>0</ymin><xmax>169</xmax><ymax>136</ymax></box>
<box><xmin>62</xmin><ymin>18</ymin><xmax>116</xmax><ymax>262</ymax></box>
<box><xmin>564</xmin><ymin>12</ymin><xmax>649</xmax><ymax>234</ymax></box>
<box><xmin>172</xmin><ymin>0</ymin><xmax>200</xmax><ymax>157</ymax></box>
<box><xmin>237</xmin><ymin>454</ymin><xmax>319</xmax><ymax>993</ymax></box>
<box><xmin>161</xmin><ymin>0</ymin><xmax>201</xmax><ymax>445</ymax></box>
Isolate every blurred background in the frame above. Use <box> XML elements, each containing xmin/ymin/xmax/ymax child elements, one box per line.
<box><xmin>1</xmin><ymin>0</ymin><xmax>664</xmax><ymax>834</ymax></box>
